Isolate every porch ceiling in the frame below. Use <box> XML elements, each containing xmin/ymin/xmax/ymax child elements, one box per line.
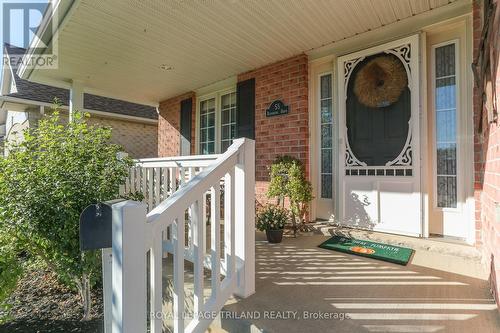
<box><xmin>23</xmin><ymin>0</ymin><xmax>468</xmax><ymax>106</ymax></box>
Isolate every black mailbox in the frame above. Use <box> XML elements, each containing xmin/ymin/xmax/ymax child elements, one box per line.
<box><xmin>79</xmin><ymin>199</ymin><xmax>125</xmax><ymax>251</ymax></box>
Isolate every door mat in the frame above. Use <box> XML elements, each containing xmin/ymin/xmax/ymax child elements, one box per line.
<box><xmin>318</xmin><ymin>236</ymin><xmax>414</xmax><ymax>265</ymax></box>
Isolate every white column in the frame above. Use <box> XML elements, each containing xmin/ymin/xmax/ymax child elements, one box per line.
<box><xmin>234</xmin><ymin>138</ymin><xmax>255</xmax><ymax>298</ymax></box>
<box><xmin>111</xmin><ymin>200</ymin><xmax>147</xmax><ymax>333</ymax></box>
<box><xmin>69</xmin><ymin>80</ymin><xmax>84</xmax><ymax>121</ymax></box>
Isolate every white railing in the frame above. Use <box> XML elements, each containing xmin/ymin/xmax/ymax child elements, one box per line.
<box><xmin>124</xmin><ymin>154</ymin><xmax>221</xmax><ymax>212</ymax></box>
<box><xmin>110</xmin><ymin>138</ymin><xmax>255</xmax><ymax>333</ymax></box>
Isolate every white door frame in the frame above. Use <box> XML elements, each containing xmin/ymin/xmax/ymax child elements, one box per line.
<box><xmin>425</xmin><ymin>21</ymin><xmax>474</xmax><ymax>244</ymax></box>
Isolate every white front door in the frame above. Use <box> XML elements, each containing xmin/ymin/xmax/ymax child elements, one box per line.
<box><xmin>337</xmin><ymin>35</ymin><xmax>422</xmax><ymax>237</ymax></box>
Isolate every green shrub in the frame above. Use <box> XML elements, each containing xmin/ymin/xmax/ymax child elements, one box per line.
<box><xmin>256</xmin><ymin>205</ymin><xmax>288</xmax><ymax>231</ymax></box>
<box><xmin>0</xmin><ymin>230</ymin><xmax>23</xmax><ymax>323</ymax></box>
<box><xmin>121</xmin><ymin>190</ymin><xmax>145</xmax><ymax>202</ymax></box>
<box><xmin>267</xmin><ymin>155</ymin><xmax>301</xmax><ymax>207</ymax></box>
<box><xmin>267</xmin><ymin>155</ymin><xmax>313</xmax><ymax>235</ymax></box>
<box><xmin>0</xmin><ymin>109</ymin><xmax>133</xmax><ymax>320</ymax></box>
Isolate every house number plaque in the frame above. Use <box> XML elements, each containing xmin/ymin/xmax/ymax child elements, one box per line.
<box><xmin>266</xmin><ymin>100</ymin><xmax>289</xmax><ymax>117</ymax></box>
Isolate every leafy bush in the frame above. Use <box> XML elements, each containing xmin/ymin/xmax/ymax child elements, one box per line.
<box><xmin>121</xmin><ymin>190</ymin><xmax>145</xmax><ymax>202</ymax></box>
<box><xmin>267</xmin><ymin>155</ymin><xmax>313</xmax><ymax>235</ymax></box>
<box><xmin>0</xmin><ymin>109</ymin><xmax>133</xmax><ymax>320</ymax></box>
<box><xmin>0</xmin><ymin>230</ymin><xmax>23</xmax><ymax>323</ymax></box>
<box><xmin>256</xmin><ymin>205</ymin><xmax>288</xmax><ymax>231</ymax></box>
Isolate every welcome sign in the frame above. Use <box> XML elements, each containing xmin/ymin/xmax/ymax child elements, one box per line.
<box><xmin>319</xmin><ymin>236</ymin><xmax>414</xmax><ymax>265</ymax></box>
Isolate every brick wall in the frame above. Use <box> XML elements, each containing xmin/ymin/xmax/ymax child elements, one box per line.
<box><xmin>25</xmin><ymin>109</ymin><xmax>158</xmax><ymax>159</ymax></box>
<box><xmin>238</xmin><ymin>54</ymin><xmax>309</xmax><ymax>205</ymax></box>
<box><xmin>158</xmin><ymin>92</ymin><xmax>195</xmax><ymax>157</ymax></box>
<box><xmin>86</xmin><ymin>116</ymin><xmax>158</xmax><ymax>159</ymax></box>
<box><xmin>473</xmin><ymin>0</ymin><xmax>500</xmax><ymax>307</ymax></box>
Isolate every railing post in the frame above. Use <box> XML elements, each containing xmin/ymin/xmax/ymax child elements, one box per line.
<box><xmin>234</xmin><ymin>138</ymin><xmax>255</xmax><ymax>298</ymax></box>
<box><xmin>111</xmin><ymin>200</ymin><xmax>147</xmax><ymax>333</ymax></box>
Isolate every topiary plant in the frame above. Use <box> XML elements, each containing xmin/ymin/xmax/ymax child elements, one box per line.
<box><xmin>267</xmin><ymin>155</ymin><xmax>301</xmax><ymax>208</ymax></box>
<box><xmin>267</xmin><ymin>155</ymin><xmax>313</xmax><ymax>236</ymax></box>
<box><xmin>0</xmin><ymin>107</ymin><xmax>133</xmax><ymax>320</ymax></box>
<box><xmin>287</xmin><ymin>162</ymin><xmax>313</xmax><ymax>231</ymax></box>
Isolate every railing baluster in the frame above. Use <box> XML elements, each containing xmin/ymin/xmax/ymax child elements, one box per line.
<box><xmin>162</xmin><ymin>167</ymin><xmax>168</xmax><ymax>200</ymax></box>
<box><xmin>210</xmin><ymin>184</ymin><xmax>221</xmax><ymax>297</ymax></box>
<box><xmin>224</xmin><ymin>170</ymin><xmax>236</xmax><ymax>280</ymax></box>
<box><xmin>192</xmin><ymin>197</ymin><xmax>204</xmax><ymax>315</ymax></box>
<box><xmin>169</xmin><ymin>167</ymin><xmax>176</xmax><ymax>195</ymax></box>
<box><xmin>130</xmin><ymin>167</ymin><xmax>136</xmax><ymax>193</ymax></box>
<box><xmin>119</xmin><ymin>184</ymin><xmax>125</xmax><ymax>197</ymax></box>
<box><xmin>123</xmin><ymin>169</ymin><xmax>129</xmax><ymax>194</ymax></box>
<box><xmin>147</xmin><ymin>168</ymin><xmax>154</xmax><ymax>211</ymax></box>
<box><xmin>180</xmin><ymin>167</ymin><xmax>186</xmax><ymax>187</ymax></box>
<box><xmin>187</xmin><ymin>207</ymin><xmax>193</xmax><ymax>253</ymax></box>
<box><xmin>202</xmin><ymin>191</ymin><xmax>208</xmax><ymax>255</ymax></box>
<box><xmin>173</xmin><ymin>215</ymin><xmax>185</xmax><ymax>333</ymax></box>
<box><xmin>150</xmin><ymin>235</ymin><xmax>163</xmax><ymax>333</ymax></box>
<box><xmin>141</xmin><ymin>167</ymin><xmax>148</xmax><ymax>203</ymax></box>
<box><xmin>154</xmin><ymin>167</ymin><xmax>161</xmax><ymax>208</ymax></box>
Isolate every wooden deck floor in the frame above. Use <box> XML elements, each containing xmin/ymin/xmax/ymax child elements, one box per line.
<box><xmin>217</xmin><ymin>232</ymin><xmax>500</xmax><ymax>333</ymax></box>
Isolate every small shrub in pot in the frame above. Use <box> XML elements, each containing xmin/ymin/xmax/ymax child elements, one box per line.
<box><xmin>256</xmin><ymin>205</ymin><xmax>288</xmax><ymax>243</ymax></box>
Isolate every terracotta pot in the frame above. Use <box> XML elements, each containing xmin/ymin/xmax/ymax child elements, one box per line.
<box><xmin>265</xmin><ymin>229</ymin><xmax>284</xmax><ymax>243</ymax></box>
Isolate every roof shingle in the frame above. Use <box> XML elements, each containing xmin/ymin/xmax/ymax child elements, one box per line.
<box><xmin>3</xmin><ymin>44</ymin><xmax>158</xmax><ymax>120</ymax></box>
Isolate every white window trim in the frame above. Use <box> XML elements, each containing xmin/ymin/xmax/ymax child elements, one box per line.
<box><xmin>430</xmin><ymin>39</ymin><xmax>462</xmax><ymax>212</ymax></box>
<box><xmin>196</xmin><ymin>86</ymin><xmax>236</xmax><ymax>154</ymax></box>
<box><xmin>318</xmin><ymin>71</ymin><xmax>334</xmax><ymax>200</ymax></box>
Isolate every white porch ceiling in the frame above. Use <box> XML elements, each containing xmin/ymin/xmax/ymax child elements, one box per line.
<box><xmin>26</xmin><ymin>0</ymin><xmax>468</xmax><ymax>105</ymax></box>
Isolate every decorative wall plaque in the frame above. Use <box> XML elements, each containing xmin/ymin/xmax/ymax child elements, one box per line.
<box><xmin>266</xmin><ymin>100</ymin><xmax>289</xmax><ymax>117</ymax></box>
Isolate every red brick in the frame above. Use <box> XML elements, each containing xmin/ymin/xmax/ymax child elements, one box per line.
<box><xmin>473</xmin><ymin>0</ymin><xmax>500</xmax><ymax>310</ymax></box>
<box><xmin>158</xmin><ymin>92</ymin><xmax>195</xmax><ymax>157</ymax></box>
<box><xmin>237</xmin><ymin>54</ymin><xmax>309</xmax><ymax>206</ymax></box>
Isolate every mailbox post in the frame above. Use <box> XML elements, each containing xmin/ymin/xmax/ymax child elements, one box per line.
<box><xmin>79</xmin><ymin>199</ymin><xmax>125</xmax><ymax>333</ymax></box>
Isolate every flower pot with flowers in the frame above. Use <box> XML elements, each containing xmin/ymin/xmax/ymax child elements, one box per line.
<box><xmin>256</xmin><ymin>205</ymin><xmax>288</xmax><ymax>243</ymax></box>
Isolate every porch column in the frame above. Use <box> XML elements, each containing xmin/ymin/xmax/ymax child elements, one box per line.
<box><xmin>69</xmin><ymin>80</ymin><xmax>84</xmax><ymax>121</ymax></box>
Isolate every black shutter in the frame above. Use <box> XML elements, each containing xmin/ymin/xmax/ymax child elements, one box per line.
<box><xmin>236</xmin><ymin>78</ymin><xmax>255</xmax><ymax>139</ymax></box>
<box><xmin>180</xmin><ymin>98</ymin><xmax>192</xmax><ymax>156</ymax></box>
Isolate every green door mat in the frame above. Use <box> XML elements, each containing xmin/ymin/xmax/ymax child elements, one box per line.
<box><xmin>319</xmin><ymin>236</ymin><xmax>414</xmax><ymax>265</ymax></box>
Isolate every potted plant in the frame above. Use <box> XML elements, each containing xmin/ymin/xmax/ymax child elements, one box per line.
<box><xmin>256</xmin><ymin>205</ymin><xmax>288</xmax><ymax>243</ymax></box>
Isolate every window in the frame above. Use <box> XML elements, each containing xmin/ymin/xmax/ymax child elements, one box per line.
<box><xmin>198</xmin><ymin>89</ymin><xmax>236</xmax><ymax>154</ymax></box>
<box><xmin>320</xmin><ymin>74</ymin><xmax>333</xmax><ymax>199</ymax></box>
<box><xmin>199</xmin><ymin>98</ymin><xmax>216</xmax><ymax>154</ymax></box>
<box><xmin>221</xmin><ymin>92</ymin><xmax>236</xmax><ymax>152</ymax></box>
<box><xmin>434</xmin><ymin>43</ymin><xmax>458</xmax><ymax>208</ymax></box>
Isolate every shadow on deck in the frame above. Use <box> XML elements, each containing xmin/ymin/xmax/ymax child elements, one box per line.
<box><xmin>219</xmin><ymin>232</ymin><xmax>500</xmax><ymax>333</ymax></box>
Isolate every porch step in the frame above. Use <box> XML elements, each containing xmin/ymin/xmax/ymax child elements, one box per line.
<box><xmin>307</xmin><ymin>222</ymin><xmax>488</xmax><ymax>280</ymax></box>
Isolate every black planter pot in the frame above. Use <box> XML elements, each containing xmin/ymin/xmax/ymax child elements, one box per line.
<box><xmin>265</xmin><ymin>229</ymin><xmax>284</xmax><ymax>243</ymax></box>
